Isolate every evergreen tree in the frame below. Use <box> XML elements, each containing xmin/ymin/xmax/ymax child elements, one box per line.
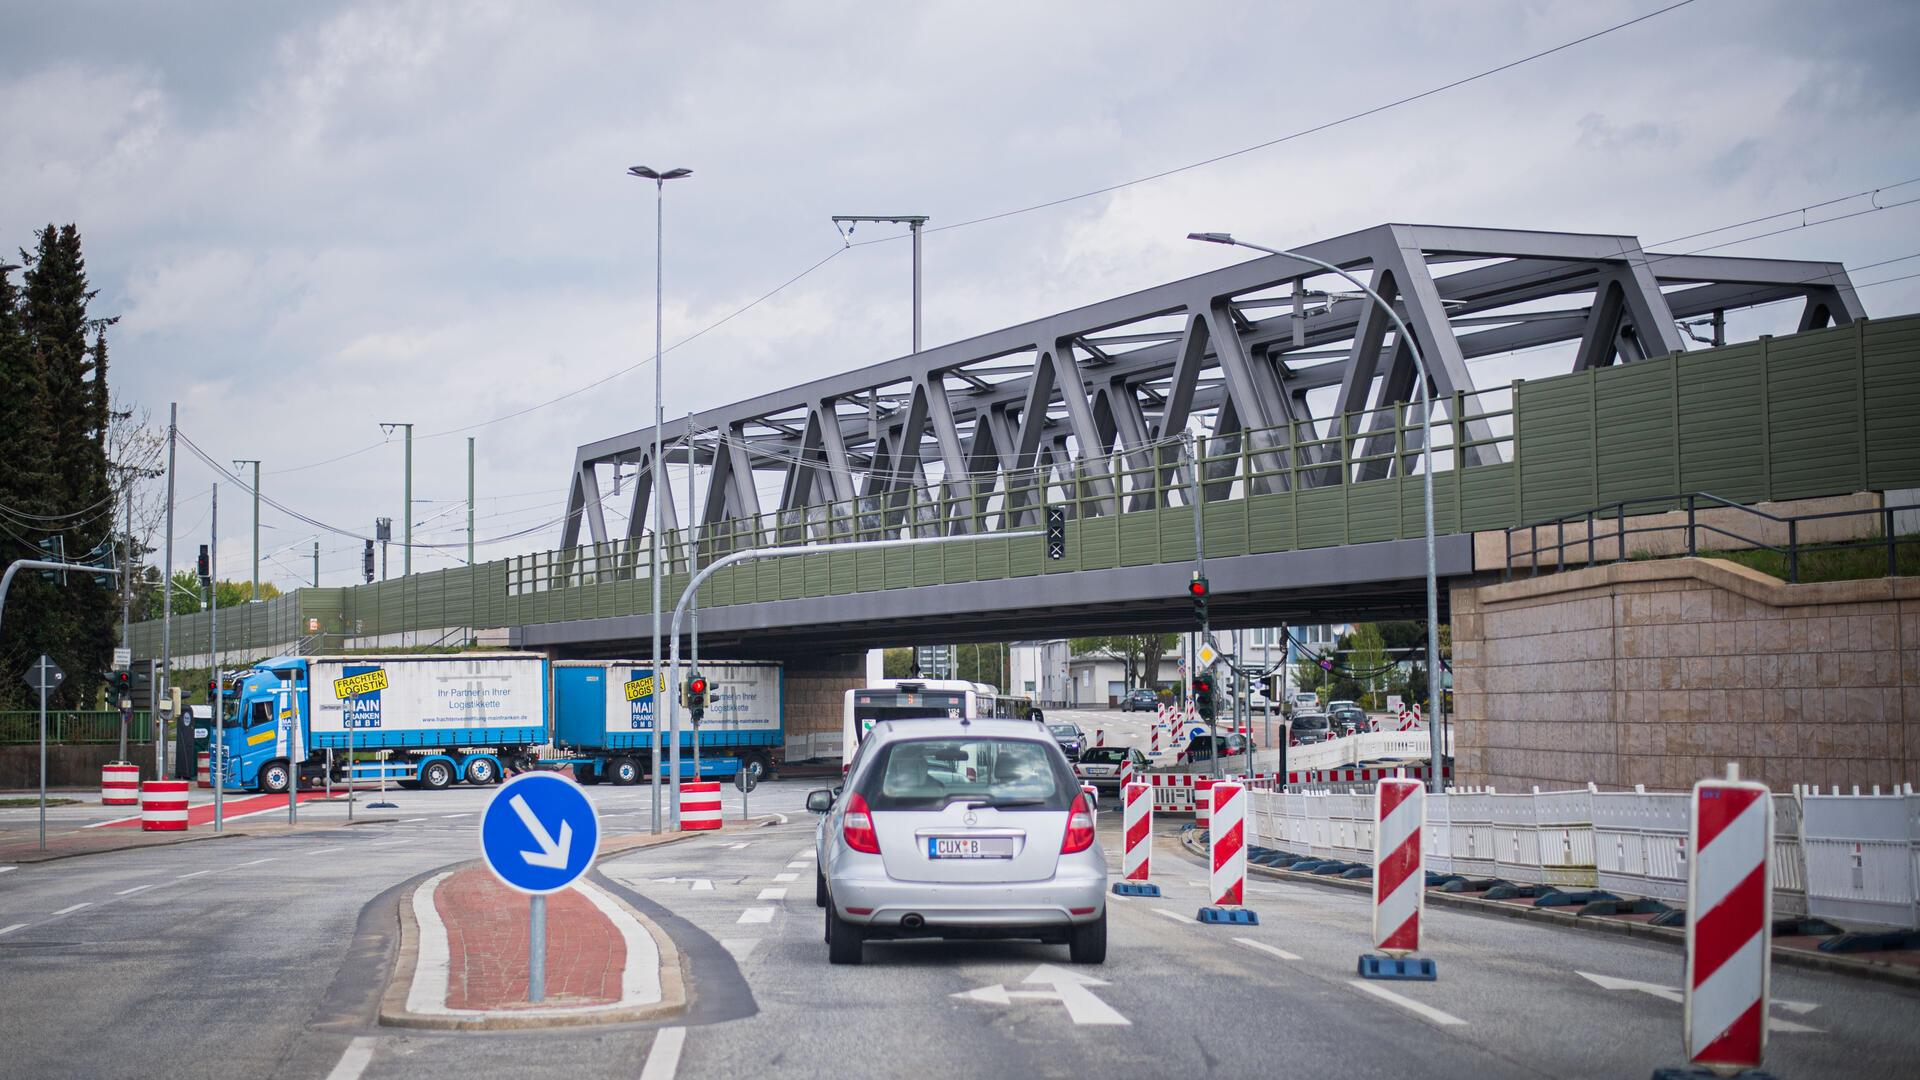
<box><xmin>0</xmin><ymin>259</ymin><xmax>63</xmax><ymax>707</ymax></box>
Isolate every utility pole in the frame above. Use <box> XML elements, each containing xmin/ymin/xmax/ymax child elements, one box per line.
<box><xmin>379</xmin><ymin>423</ymin><xmax>413</xmax><ymax>576</ymax></box>
<box><xmin>467</xmin><ymin>437</ymin><xmax>476</xmax><ymax>568</ymax></box>
<box><xmin>233</xmin><ymin>459</ymin><xmax>260</xmax><ymax>601</ymax></box>
<box><xmin>686</xmin><ymin>414</ymin><xmax>700</xmax><ymax>780</ymax></box>
<box><xmin>162</xmin><ymin>403</ymin><xmax>177</xmax><ymax>777</ymax></box>
<box><xmin>209</xmin><ymin>483</ymin><xmax>223</xmax><ymax>833</ymax></box>
<box><xmin>313</xmin><ymin>541</ymin><xmax>320</xmax><ymax>588</ymax></box>
<box><xmin>119</xmin><ymin>481</ymin><xmax>133</xmax><ymax>761</ymax></box>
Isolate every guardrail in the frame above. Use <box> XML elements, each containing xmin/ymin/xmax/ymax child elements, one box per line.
<box><xmin>1282</xmin><ymin>728</ymin><xmax>1449</xmax><ymax>771</ymax></box>
<box><xmin>1504</xmin><ymin>491</ymin><xmax>1920</xmax><ymax>583</ymax></box>
<box><xmin>0</xmin><ymin>710</ymin><xmax>156</xmax><ymax>745</ymax></box>
<box><xmin>1249</xmin><ymin>780</ymin><xmax>1920</xmax><ymax>929</ymax></box>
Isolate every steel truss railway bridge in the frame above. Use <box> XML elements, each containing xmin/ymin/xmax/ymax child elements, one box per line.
<box><xmin>129</xmin><ymin>222</ymin><xmax>1918</xmax><ymax>662</ymax></box>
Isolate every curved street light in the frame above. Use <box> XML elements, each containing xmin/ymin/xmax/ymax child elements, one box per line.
<box><xmin>1187</xmin><ymin>232</ymin><xmax>1446</xmax><ymax>793</ymax></box>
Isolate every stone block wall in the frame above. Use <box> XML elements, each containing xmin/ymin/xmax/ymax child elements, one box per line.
<box><xmin>780</xmin><ymin>651</ymin><xmax>866</xmax><ymax>741</ymax></box>
<box><xmin>1451</xmin><ymin>559</ymin><xmax>1919</xmax><ymax>792</ymax></box>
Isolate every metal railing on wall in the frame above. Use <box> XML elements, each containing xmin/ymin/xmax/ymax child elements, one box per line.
<box><xmin>0</xmin><ymin>711</ymin><xmax>155</xmax><ymax>745</ymax></box>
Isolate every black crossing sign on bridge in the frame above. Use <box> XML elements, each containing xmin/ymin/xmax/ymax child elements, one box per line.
<box><xmin>1046</xmin><ymin>505</ymin><xmax>1066</xmax><ymax>560</ymax></box>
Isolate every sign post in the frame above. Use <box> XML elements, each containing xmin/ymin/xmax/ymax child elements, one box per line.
<box><xmin>24</xmin><ymin>655</ymin><xmax>65</xmax><ymax>851</ymax></box>
<box><xmin>480</xmin><ymin>772</ymin><xmax>601</xmax><ymax>1004</ymax></box>
<box><xmin>734</xmin><ymin>764</ymin><xmax>756</xmax><ymax>823</ymax></box>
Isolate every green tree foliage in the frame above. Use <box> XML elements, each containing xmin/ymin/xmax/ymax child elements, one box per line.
<box><xmin>1072</xmin><ymin>634</ymin><xmax>1179</xmax><ymax>690</ymax></box>
<box><xmin>1346</xmin><ymin>623</ymin><xmax>1389</xmax><ymax>709</ymax></box>
<box><xmin>0</xmin><ymin>225</ymin><xmax>118</xmax><ymax>708</ymax></box>
<box><xmin>143</xmin><ymin>573</ymin><xmax>283</xmax><ymax>617</ymax></box>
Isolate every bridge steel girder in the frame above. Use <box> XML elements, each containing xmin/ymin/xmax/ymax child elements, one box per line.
<box><xmin>558</xmin><ymin>223</ymin><xmax>1864</xmax><ymax>553</ymax></box>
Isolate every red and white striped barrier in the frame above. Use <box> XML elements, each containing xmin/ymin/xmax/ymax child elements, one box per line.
<box><xmin>1683</xmin><ymin>770</ymin><xmax>1774</xmax><ymax>1071</ymax></box>
<box><xmin>1372</xmin><ymin>778</ymin><xmax>1425</xmax><ymax>954</ymax></box>
<box><xmin>140</xmin><ymin>780</ymin><xmax>190</xmax><ymax>832</ymax></box>
<box><xmin>1149</xmin><ymin>725</ymin><xmax>1162</xmax><ymax>755</ymax></box>
<box><xmin>1122</xmin><ymin>781</ymin><xmax>1153</xmax><ymax>882</ymax></box>
<box><xmin>196</xmin><ymin>751</ymin><xmax>211</xmax><ymax>788</ymax></box>
<box><xmin>1195</xmin><ymin>777</ymin><xmax>1215</xmax><ymax>830</ymax></box>
<box><xmin>1209</xmin><ymin>781</ymin><xmax>1246</xmax><ymax>906</ymax></box>
<box><xmin>101</xmin><ymin>762</ymin><xmax>140</xmax><ymax>806</ymax></box>
<box><xmin>1095</xmin><ymin>729</ymin><xmax>1105</xmax><ymax>747</ymax></box>
<box><xmin>680</xmin><ymin>781</ymin><xmax>723</xmax><ymax>831</ymax></box>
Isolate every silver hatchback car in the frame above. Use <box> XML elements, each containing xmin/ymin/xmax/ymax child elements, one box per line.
<box><xmin>808</xmin><ymin>717</ymin><xmax>1108</xmax><ymax>966</ymax></box>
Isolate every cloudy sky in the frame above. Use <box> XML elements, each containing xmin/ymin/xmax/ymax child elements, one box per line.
<box><xmin>6</xmin><ymin>0</ymin><xmax>1917</xmax><ymax>591</ymax></box>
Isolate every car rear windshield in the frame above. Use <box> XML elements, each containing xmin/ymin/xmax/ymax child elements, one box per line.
<box><xmin>857</xmin><ymin>737</ymin><xmax>1073</xmax><ymax>812</ymax></box>
<box><xmin>1293</xmin><ymin>714</ymin><xmax>1329</xmax><ymax>730</ymax></box>
<box><xmin>1048</xmin><ymin>724</ymin><xmax>1079</xmax><ymax>737</ymax></box>
<box><xmin>1078</xmin><ymin>747</ymin><xmax>1126</xmax><ymax>764</ymax></box>
<box><xmin>853</xmin><ymin>690</ymin><xmax>968</xmax><ymax>727</ymax></box>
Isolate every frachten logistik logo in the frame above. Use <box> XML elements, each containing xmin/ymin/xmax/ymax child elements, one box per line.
<box><xmin>340</xmin><ymin>665</ymin><xmax>385</xmax><ymax>729</ymax></box>
<box><xmin>626</xmin><ymin>670</ymin><xmax>656</xmax><ymax>731</ymax></box>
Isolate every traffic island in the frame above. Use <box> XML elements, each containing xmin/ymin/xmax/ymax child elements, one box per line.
<box><xmin>379</xmin><ymin>829</ymin><xmax>699</xmax><ymax>1030</ymax></box>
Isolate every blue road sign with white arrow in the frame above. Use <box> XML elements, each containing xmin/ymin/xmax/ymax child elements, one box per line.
<box><xmin>480</xmin><ymin>772</ymin><xmax>600</xmax><ymax>894</ymax></box>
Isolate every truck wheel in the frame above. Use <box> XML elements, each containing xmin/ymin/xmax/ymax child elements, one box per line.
<box><xmin>259</xmin><ymin>760</ymin><xmax>291</xmax><ymax>795</ymax></box>
<box><xmin>421</xmin><ymin>760</ymin><xmax>454</xmax><ymax>790</ymax></box>
<box><xmin>610</xmin><ymin>758</ymin><xmax>640</xmax><ymax>786</ymax></box>
<box><xmin>464</xmin><ymin>757</ymin><xmax>498</xmax><ymax>785</ymax></box>
<box><xmin>741</xmin><ymin>752</ymin><xmax>768</xmax><ymax>784</ymax></box>
<box><xmin>573</xmin><ymin>763</ymin><xmax>602</xmax><ymax>785</ymax></box>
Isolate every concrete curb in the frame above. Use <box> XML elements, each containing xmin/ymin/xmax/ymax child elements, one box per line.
<box><xmin>378</xmin><ymin>828</ymin><xmax>712</xmax><ymax>1030</ymax></box>
<box><xmin>1176</xmin><ymin>830</ymin><xmax>1920</xmax><ymax>991</ymax></box>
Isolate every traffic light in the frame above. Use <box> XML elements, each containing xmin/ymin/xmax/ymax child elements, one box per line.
<box><xmin>1188</xmin><ymin>574</ymin><xmax>1209</xmax><ymax>627</ymax></box>
<box><xmin>196</xmin><ymin>544</ymin><xmax>211</xmax><ymax>587</ymax></box>
<box><xmin>36</xmin><ymin>536</ymin><xmax>66</xmax><ymax>583</ymax></box>
<box><xmin>1192</xmin><ymin>671</ymin><xmax>1216</xmax><ymax>722</ymax></box>
<box><xmin>362</xmin><ymin>540</ymin><xmax>376</xmax><ymax>584</ymax></box>
<box><xmin>685</xmin><ymin>673</ymin><xmax>709</xmax><ymax>723</ymax></box>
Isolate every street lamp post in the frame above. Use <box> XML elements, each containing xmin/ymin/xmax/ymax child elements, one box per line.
<box><xmin>1186</xmin><ymin>232</ymin><xmax>1446</xmax><ymax>793</ymax></box>
<box><xmin>233</xmin><ymin>459</ymin><xmax>260</xmax><ymax>601</ymax></box>
<box><xmin>629</xmin><ymin>164</ymin><xmax>692</xmax><ymax>833</ymax></box>
<box><xmin>378</xmin><ymin>424</ymin><xmax>413</xmax><ymax>576</ymax></box>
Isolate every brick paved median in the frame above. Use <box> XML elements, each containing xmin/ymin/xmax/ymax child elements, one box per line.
<box><xmin>435</xmin><ymin>865</ymin><xmax>625</xmax><ymax>1009</ymax></box>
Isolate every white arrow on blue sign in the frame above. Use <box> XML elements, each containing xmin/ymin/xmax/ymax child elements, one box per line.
<box><xmin>480</xmin><ymin>772</ymin><xmax>601</xmax><ymax>894</ymax></box>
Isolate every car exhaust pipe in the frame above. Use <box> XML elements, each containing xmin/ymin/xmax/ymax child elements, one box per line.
<box><xmin>901</xmin><ymin>913</ymin><xmax>925</xmax><ymax>930</ymax></box>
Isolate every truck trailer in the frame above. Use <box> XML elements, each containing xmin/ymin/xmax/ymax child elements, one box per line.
<box><xmin>549</xmin><ymin>659</ymin><xmax>783</xmax><ymax>785</ymax></box>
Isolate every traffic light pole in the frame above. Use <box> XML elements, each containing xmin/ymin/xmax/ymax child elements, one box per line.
<box><xmin>686</xmin><ymin>414</ymin><xmax>700</xmax><ymax>781</ymax></box>
<box><xmin>1183</xmin><ymin>436</ymin><xmax>1220</xmax><ymax>778</ymax></box>
<box><xmin>659</xmin><ymin>529</ymin><xmax>1042</xmax><ymax>831</ymax></box>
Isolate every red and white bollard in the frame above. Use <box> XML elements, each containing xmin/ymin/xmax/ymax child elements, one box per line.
<box><xmin>1360</xmin><ymin>777</ymin><xmax>1433</xmax><ymax>979</ymax></box>
<box><xmin>1198</xmin><ymin>781</ymin><xmax>1253</xmax><ymax>922</ymax></box>
<box><xmin>140</xmin><ymin>780</ymin><xmax>190</xmax><ymax>832</ymax></box>
<box><xmin>1094</xmin><ymin>729</ymin><xmax>1105</xmax><ymax>747</ymax></box>
<box><xmin>1121</xmin><ymin>781</ymin><xmax>1153</xmax><ymax>882</ymax></box>
<box><xmin>196</xmin><ymin>751</ymin><xmax>212</xmax><ymax>788</ymax></box>
<box><xmin>1675</xmin><ymin>766</ymin><xmax>1774</xmax><ymax>1073</ymax></box>
<box><xmin>101</xmin><ymin>761</ymin><xmax>140</xmax><ymax>806</ymax></box>
<box><xmin>1194</xmin><ymin>777</ymin><xmax>1214</xmax><ymax>831</ymax></box>
<box><xmin>679</xmin><ymin>781</ymin><xmax>723</xmax><ymax>831</ymax></box>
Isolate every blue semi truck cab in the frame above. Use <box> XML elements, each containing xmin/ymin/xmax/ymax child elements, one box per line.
<box><xmin>216</xmin><ymin>653</ymin><xmax>550</xmax><ymax>793</ymax></box>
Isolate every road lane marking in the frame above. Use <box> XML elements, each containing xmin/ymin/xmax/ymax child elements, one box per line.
<box><xmin>953</xmin><ymin>965</ymin><xmax>1129</xmax><ymax>1026</ymax></box>
<box><xmin>178</xmin><ymin>869</ymin><xmax>214</xmax><ymax>878</ymax></box>
<box><xmin>0</xmin><ymin>923</ymin><xmax>26</xmax><ymax>937</ymax></box>
<box><xmin>738</xmin><ymin>907</ymin><xmax>775</xmax><ymax>924</ymax></box>
<box><xmin>792</xmin><ymin>847</ymin><xmax>813</xmax><ymax>859</ymax></box>
<box><xmin>1348</xmin><ymin>980</ymin><xmax>1466</xmax><ymax>1026</ymax></box>
<box><xmin>773</xmin><ymin>872</ymin><xmax>798</xmax><ymax>883</ymax></box>
<box><xmin>439</xmin><ymin>813</ymin><xmax>472</xmax><ymax>819</ymax></box>
<box><xmin>726</xmin><ymin>842</ymin><xmax>749</xmax><ymax>850</ymax></box>
<box><xmin>233</xmin><ymin>858</ymin><xmax>276</xmax><ymax>867</ymax></box>
<box><xmin>756</xmin><ymin>887</ymin><xmax>787</xmax><ymax>901</ymax></box>
<box><xmin>1233</xmin><ymin>936</ymin><xmax>1301</xmax><ymax>961</ymax></box>
<box><xmin>785</xmin><ymin>860</ymin><xmax>809</xmax><ymax>868</ymax></box>
<box><xmin>719</xmin><ymin>939</ymin><xmax>758</xmax><ymax>961</ymax></box>
<box><xmin>401</xmin><ymin>817</ymin><xmax>429</xmax><ymax>823</ymax></box>
<box><xmin>324</xmin><ymin>1036</ymin><xmax>377</xmax><ymax>1080</ymax></box>
<box><xmin>689</xmin><ymin>879</ymin><xmax>713</xmax><ymax>892</ymax></box>
<box><xmin>0</xmin><ymin>866</ymin><xmax>15</xmax><ymax>874</ymax></box>
<box><xmin>116</xmin><ymin>884</ymin><xmax>158</xmax><ymax>896</ymax></box>
<box><xmin>370</xmin><ymin>839</ymin><xmax>410</xmax><ymax>847</ymax></box>
<box><xmin>308</xmin><ymin>847</ymin><xmax>343</xmax><ymax>855</ymax></box>
<box><xmin>1151</xmin><ymin>907</ymin><xmax>1191</xmax><ymax>924</ymax></box>
<box><xmin>51</xmin><ymin>903</ymin><xmax>90</xmax><ymax>915</ymax></box>
<box><xmin>638</xmin><ymin>1025</ymin><xmax>686</xmax><ymax>1080</ymax></box>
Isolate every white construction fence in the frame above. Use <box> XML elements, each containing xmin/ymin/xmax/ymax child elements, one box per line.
<box><xmin>1247</xmin><ymin>781</ymin><xmax>1920</xmax><ymax>929</ymax></box>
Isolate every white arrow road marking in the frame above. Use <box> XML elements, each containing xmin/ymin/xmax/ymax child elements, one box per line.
<box><xmin>1576</xmin><ymin>972</ymin><xmax>1822</xmax><ymax>1033</ymax></box>
<box><xmin>951</xmin><ymin>964</ymin><xmax>1130</xmax><ymax>1026</ymax></box>
<box><xmin>510</xmin><ymin>793</ymin><xmax>573</xmax><ymax>869</ymax></box>
<box><xmin>690</xmin><ymin>879</ymin><xmax>713</xmax><ymax>892</ymax></box>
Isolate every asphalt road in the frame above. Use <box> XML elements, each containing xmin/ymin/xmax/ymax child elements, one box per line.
<box><xmin>2</xmin><ymin>776</ymin><xmax>1915</xmax><ymax>1079</ymax></box>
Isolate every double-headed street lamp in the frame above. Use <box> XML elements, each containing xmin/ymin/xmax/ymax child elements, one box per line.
<box><xmin>1186</xmin><ymin>232</ymin><xmax>1446</xmax><ymax>793</ymax></box>
<box><xmin>629</xmin><ymin>164</ymin><xmax>692</xmax><ymax>831</ymax></box>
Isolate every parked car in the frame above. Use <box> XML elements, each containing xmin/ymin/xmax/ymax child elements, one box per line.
<box><xmin>1047</xmin><ymin>723</ymin><xmax>1089</xmax><ymax>759</ymax></box>
<box><xmin>808</xmin><ymin>717</ymin><xmax>1107</xmax><ymax>966</ymax></box>
<box><xmin>1290</xmin><ymin>712</ymin><xmax>1332</xmax><ymax>745</ymax></box>
<box><xmin>1328</xmin><ymin>703</ymin><xmax>1368</xmax><ymax>736</ymax></box>
<box><xmin>1119</xmin><ymin>688</ymin><xmax>1160</xmax><ymax>712</ymax></box>
<box><xmin>1072</xmin><ymin>746</ymin><xmax>1149</xmax><ymax>795</ymax></box>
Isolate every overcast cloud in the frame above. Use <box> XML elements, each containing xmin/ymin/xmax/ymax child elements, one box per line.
<box><xmin>5</xmin><ymin>0</ymin><xmax>1917</xmax><ymax>589</ymax></box>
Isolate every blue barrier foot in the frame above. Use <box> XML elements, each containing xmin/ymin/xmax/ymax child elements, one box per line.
<box><xmin>1113</xmin><ymin>882</ymin><xmax>1162</xmax><ymax>897</ymax></box>
<box><xmin>1357</xmin><ymin>954</ymin><xmax>1437</xmax><ymax>980</ymax></box>
<box><xmin>1338</xmin><ymin>866</ymin><xmax>1373</xmax><ymax>880</ymax></box>
<box><xmin>1197</xmin><ymin>907</ymin><xmax>1260</xmax><ymax>925</ymax></box>
<box><xmin>367</xmin><ymin>801</ymin><xmax>398</xmax><ymax>809</ymax></box>
<box><xmin>1535</xmin><ymin>889</ymin><xmax>1619</xmax><ymax>908</ymax></box>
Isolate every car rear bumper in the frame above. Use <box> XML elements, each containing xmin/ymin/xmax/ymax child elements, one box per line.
<box><xmin>831</xmin><ymin>857</ymin><xmax>1107</xmax><ymax>933</ymax></box>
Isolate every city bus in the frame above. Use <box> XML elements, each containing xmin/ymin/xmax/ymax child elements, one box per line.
<box><xmin>840</xmin><ymin>679</ymin><xmax>1040</xmax><ymax>771</ymax></box>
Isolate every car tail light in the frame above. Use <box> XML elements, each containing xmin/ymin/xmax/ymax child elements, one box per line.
<box><xmin>843</xmin><ymin>792</ymin><xmax>881</xmax><ymax>854</ymax></box>
<box><xmin>1061</xmin><ymin>792</ymin><xmax>1095</xmax><ymax>854</ymax></box>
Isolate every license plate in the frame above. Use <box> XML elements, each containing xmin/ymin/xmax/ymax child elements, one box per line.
<box><xmin>928</xmin><ymin>836</ymin><xmax>1015</xmax><ymax>859</ymax></box>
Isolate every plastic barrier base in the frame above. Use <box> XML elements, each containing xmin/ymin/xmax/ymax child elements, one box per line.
<box><xmin>1534</xmin><ymin>889</ymin><xmax>1620</xmax><ymax>908</ymax></box>
<box><xmin>1358</xmin><ymin>954</ymin><xmax>1437</xmax><ymax>981</ymax></box>
<box><xmin>1650</xmin><ymin>1067</ymin><xmax>1777</xmax><ymax>1080</ymax></box>
<box><xmin>1648</xmin><ymin>909</ymin><xmax>1687</xmax><ymax>928</ymax></box>
<box><xmin>1442</xmin><ymin>877</ymin><xmax>1507</xmax><ymax>893</ymax></box>
<box><xmin>1578</xmin><ymin>898</ymin><xmax>1672</xmax><ymax>917</ymax></box>
<box><xmin>1338</xmin><ymin>866</ymin><xmax>1373</xmax><ymax>880</ymax></box>
<box><xmin>1112</xmin><ymin>882</ymin><xmax>1162</xmax><ymax>897</ymax></box>
<box><xmin>1770</xmin><ymin>917</ymin><xmax>1841</xmax><ymax>937</ymax></box>
<box><xmin>1817</xmin><ymin>929</ymin><xmax>1920</xmax><ymax>954</ymax></box>
<box><xmin>1197</xmin><ymin>907</ymin><xmax>1259</xmax><ymax>925</ymax></box>
<box><xmin>1483</xmin><ymin>883</ymin><xmax>1559</xmax><ymax>901</ymax></box>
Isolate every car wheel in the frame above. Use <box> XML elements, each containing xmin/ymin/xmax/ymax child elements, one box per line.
<box><xmin>1068</xmin><ymin>909</ymin><xmax>1107</xmax><ymax>964</ymax></box>
<box><xmin>828</xmin><ymin>906</ymin><xmax>865</xmax><ymax>965</ymax></box>
<box><xmin>464</xmin><ymin>757</ymin><xmax>497</xmax><ymax>786</ymax></box>
<box><xmin>421</xmin><ymin>760</ymin><xmax>453</xmax><ymax>791</ymax></box>
<box><xmin>815</xmin><ymin>868</ymin><xmax>828</xmax><ymax>908</ymax></box>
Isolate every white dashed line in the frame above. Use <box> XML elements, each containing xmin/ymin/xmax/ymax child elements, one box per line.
<box><xmin>116</xmin><ymin>883</ymin><xmax>158</xmax><ymax>896</ymax></box>
<box><xmin>772</xmin><ymin>873</ymin><xmax>798</xmax><ymax>883</ymax></box>
<box><xmin>756</xmin><ymin>887</ymin><xmax>787</xmax><ymax>901</ymax></box>
<box><xmin>792</xmin><ymin>848</ymin><xmax>813</xmax><ymax>859</ymax></box>
<box><xmin>401</xmin><ymin>817</ymin><xmax>429</xmax><ymax>823</ymax></box>
<box><xmin>439</xmin><ymin>813</ymin><xmax>472</xmax><ymax>819</ymax></box>
<box><xmin>308</xmin><ymin>847</ymin><xmax>343</xmax><ymax>855</ymax></box>
<box><xmin>638</xmin><ymin>1025</ymin><xmax>686</xmax><ymax>1080</ymax></box>
<box><xmin>178</xmin><ymin>869</ymin><xmax>214</xmax><ymax>879</ymax></box>
<box><xmin>785</xmin><ymin>861</ymin><xmax>808</xmax><ymax>869</ymax></box>
<box><xmin>51</xmin><ymin>903</ymin><xmax>90</xmax><ymax>915</ymax></box>
<box><xmin>1151</xmin><ymin>907</ymin><xmax>1192</xmax><ymax>924</ymax></box>
<box><xmin>689</xmin><ymin>879</ymin><xmax>714</xmax><ymax>892</ymax></box>
<box><xmin>0</xmin><ymin>923</ymin><xmax>26</xmax><ymax>937</ymax></box>
<box><xmin>737</xmin><ymin>907</ymin><xmax>775</xmax><ymax>924</ymax></box>
<box><xmin>324</xmin><ymin>1036</ymin><xmax>377</xmax><ymax>1080</ymax></box>
<box><xmin>0</xmin><ymin>866</ymin><xmax>15</xmax><ymax>874</ymax></box>
<box><xmin>233</xmin><ymin>858</ymin><xmax>276</xmax><ymax>867</ymax></box>
<box><xmin>1348</xmin><ymin>980</ymin><xmax>1466</xmax><ymax>1026</ymax></box>
<box><xmin>726</xmin><ymin>842</ymin><xmax>749</xmax><ymax>850</ymax></box>
<box><xmin>1233</xmin><ymin>936</ymin><xmax>1301</xmax><ymax>961</ymax></box>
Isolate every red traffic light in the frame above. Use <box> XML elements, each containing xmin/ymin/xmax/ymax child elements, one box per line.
<box><xmin>689</xmin><ymin>677</ymin><xmax>708</xmax><ymax>695</ymax></box>
<box><xmin>1188</xmin><ymin>578</ymin><xmax>1209</xmax><ymax>597</ymax></box>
